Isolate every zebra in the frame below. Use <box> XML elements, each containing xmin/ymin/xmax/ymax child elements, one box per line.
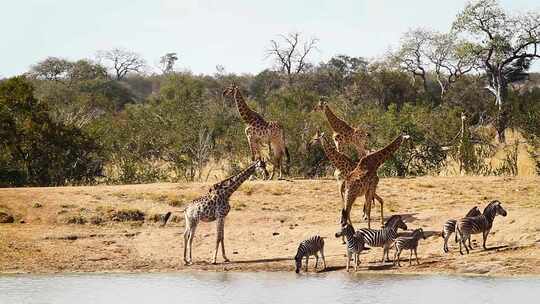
<box><xmin>294</xmin><ymin>235</ymin><xmax>326</xmax><ymax>273</ymax></box>
<box><xmin>393</xmin><ymin>228</ymin><xmax>426</xmax><ymax>267</ymax></box>
<box><xmin>441</xmin><ymin>206</ymin><xmax>481</xmax><ymax>253</ymax></box>
<box><xmin>335</xmin><ymin>209</ymin><xmax>368</xmax><ymax>271</ymax></box>
<box><xmin>356</xmin><ymin>214</ymin><xmax>408</xmax><ymax>263</ymax></box>
<box><xmin>455</xmin><ymin>200</ymin><xmax>507</xmax><ymax>255</ymax></box>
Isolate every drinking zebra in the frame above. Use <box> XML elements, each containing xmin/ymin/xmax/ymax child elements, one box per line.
<box><xmin>393</xmin><ymin>228</ymin><xmax>426</xmax><ymax>267</ymax></box>
<box><xmin>294</xmin><ymin>235</ymin><xmax>326</xmax><ymax>273</ymax></box>
<box><xmin>441</xmin><ymin>206</ymin><xmax>481</xmax><ymax>253</ymax></box>
<box><xmin>455</xmin><ymin>200</ymin><xmax>507</xmax><ymax>255</ymax></box>
<box><xmin>356</xmin><ymin>214</ymin><xmax>407</xmax><ymax>263</ymax></box>
<box><xmin>335</xmin><ymin>209</ymin><xmax>368</xmax><ymax>271</ymax></box>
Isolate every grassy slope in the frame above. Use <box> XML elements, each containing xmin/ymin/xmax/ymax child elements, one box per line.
<box><xmin>0</xmin><ymin>177</ymin><xmax>539</xmax><ymax>276</ymax></box>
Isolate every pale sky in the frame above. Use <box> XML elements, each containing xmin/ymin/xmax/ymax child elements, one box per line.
<box><xmin>1</xmin><ymin>0</ymin><xmax>539</xmax><ymax>77</ymax></box>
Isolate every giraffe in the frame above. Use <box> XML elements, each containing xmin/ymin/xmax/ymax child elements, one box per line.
<box><xmin>183</xmin><ymin>159</ymin><xmax>267</xmax><ymax>265</ymax></box>
<box><xmin>223</xmin><ymin>85</ymin><xmax>289</xmax><ymax>180</ymax></box>
<box><xmin>342</xmin><ymin>133</ymin><xmax>410</xmax><ymax>228</ymax></box>
<box><xmin>314</xmin><ymin>98</ymin><xmax>369</xmax><ymax>158</ymax></box>
<box><xmin>309</xmin><ymin>130</ymin><xmax>382</xmax><ymax>241</ymax></box>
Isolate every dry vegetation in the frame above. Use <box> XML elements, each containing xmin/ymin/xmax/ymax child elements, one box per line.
<box><xmin>0</xmin><ymin>177</ymin><xmax>539</xmax><ymax>276</ymax></box>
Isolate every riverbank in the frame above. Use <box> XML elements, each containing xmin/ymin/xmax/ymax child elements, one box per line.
<box><xmin>1</xmin><ymin>177</ymin><xmax>539</xmax><ymax>276</ymax></box>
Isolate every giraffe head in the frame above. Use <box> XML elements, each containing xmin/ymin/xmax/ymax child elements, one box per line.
<box><xmin>222</xmin><ymin>84</ymin><xmax>240</xmax><ymax>100</ymax></box>
<box><xmin>307</xmin><ymin>130</ymin><xmax>324</xmax><ymax>148</ymax></box>
<box><xmin>313</xmin><ymin>97</ymin><xmax>328</xmax><ymax>112</ymax></box>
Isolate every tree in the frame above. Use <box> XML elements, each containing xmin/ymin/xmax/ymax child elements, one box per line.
<box><xmin>97</xmin><ymin>48</ymin><xmax>146</xmax><ymax>80</ymax></box>
<box><xmin>29</xmin><ymin>57</ymin><xmax>72</xmax><ymax>81</ymax></box>
<box><xmin>158</xmin><ymin>52</ymin><xmax>179</xmax><ymax>74</ymax></box>
<box><xmin>453</xmin><ymin>0</ymin><xmax>540</xmax><ymax>142</ymax></box>
<box><xmin>0</xmin><ymin>77</ymin><xmax>103</xmax><ymax>186</ymax></box>
<box><xmin>266</xmin><ymin>32</ymin><xmax>319</xmax><ymax>86</ymax></box>
<box><xmin>424</xmin><ymin>32</ymin><xmax>477</xmax><ymax>98</ymax></box>
<box><xmin>391</xmin><ymin>29</ymin><xmax>431</xmax><ymax>94</ymax></box>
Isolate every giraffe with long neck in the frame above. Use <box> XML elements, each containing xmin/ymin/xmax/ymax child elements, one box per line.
<box><xmin>223</xmin><ymin>85</ymin><xmax>289</xmax><ymax>179</ymax></box>
<box><xmin>342</xmin><ymin>133</ymin><xmax>410</xmax><ymax>228</ymax></box>
<box><xmin>315</xmin><ymin>99</ymin><xmax>369</xmax><ymax>158</ymax></box>
<box><xmin>309</xmin><ymin>131</ymin><xmax>383</xmax><ymax>225</ymax></box>
<box><xmin>183</xmin><ymin>160</ymin><xmax>266</xmax><ymax>265</ymax></box>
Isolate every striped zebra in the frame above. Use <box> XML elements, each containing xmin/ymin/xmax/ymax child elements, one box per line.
<box><xmin>441</xmin><ymin>206</ymin><xmax>481</xmax><ymax>253</ymax></box>
<box><xmin>356</xmin><ymin>214</ymin><xmax>407</xmax><ymax>263</ymax></box>
<box><xmin>335</xmin><ymin>210</ymin><xmax>368</xmax><ymax>271</ymax></box>
<box><xmin>455</xmin><ymin>200</ymin><xmax>507</xmax><ymax>255</ymax></box>
<box><xmin>393</xmin><ymin>228</ymin><xmax>426</xmax><ymax>267</ymax></box>
<box><xmin>294</xmin><ymin>235</ymin><xmax>326</xmax><ymax>273</ymax></box>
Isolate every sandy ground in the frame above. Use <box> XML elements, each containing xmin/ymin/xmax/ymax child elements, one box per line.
<box><xmin>0</xmin><ymin>176</ymin><xmax>539</xmax><ymax>277</ymax></box>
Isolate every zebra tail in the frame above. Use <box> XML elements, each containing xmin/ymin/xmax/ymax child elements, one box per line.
<box><xmin>160</xmin><ymin>211</ymin><xmax>172</xmax><ymax>227</ymax></box>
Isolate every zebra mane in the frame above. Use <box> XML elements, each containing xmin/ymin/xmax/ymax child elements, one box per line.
<box><xmin>384</xmin><ymin>215</ymin><xmax>401</xmax><ymax>227</ymax></box>
<box><xmin>483</xmin><ymin>200</ymin><xmax>500</xmax><ymax>214</ymax></box>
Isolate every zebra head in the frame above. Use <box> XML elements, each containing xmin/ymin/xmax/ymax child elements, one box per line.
<box><xmin>384</xmin><ymin>215</ymin><xmax>407</xmax><ymax>231</ymax></box>
<box><xmin>484</xmin><ymin>200</ymin><xmax>507</xmax><ymax>217</ymax></box>
<box><xmin>335</xmin><ymin>223</ymin><xmax>355</xmax><ymax>239</ymax></box>
<box><xmin>412</xmin><ymin>228</ymin><xmax>426</xmax><ymax>240</ymax></box>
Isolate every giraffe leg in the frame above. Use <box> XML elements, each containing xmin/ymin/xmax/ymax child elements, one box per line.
<box><xmin>184</xmin><ymin>220</ymin><xmax>197</xmax><ymax>265</ymax></box>
<box><xmin>364</xmin><ymin>191</ymin><xmax>374</xmax><ymax>229</ymax></box>
<box><xmin>212</xmin><ymin>218</ymin><xmax>228</xmax><ymax>264</ymax></box>
<box><xmin>374</xmin><ymin>193</ymin><xmax>384</xmax><ymax>228</ymax></box>
<box><xmin>219</xmin><ymin>218</ymin><xmax>229</xmax><ymax>262</ymax></box>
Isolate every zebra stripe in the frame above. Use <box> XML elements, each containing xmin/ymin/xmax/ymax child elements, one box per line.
<box><xmin>335</xmin><ymin>222</ymin><xmax>366</xmax><ymax>271</ymax></box>
<box><xmin>441</xmin><ymin>206</ymin><xmax>481</xmax><ymax>253</ymax></box>
<box><xmin>393</xmin><ymin>228</ymin><xmax>426</xmax><ymax>266</ymax></box>
<box><xmin>455</xmin><ymin>200</ymin><xmax>507</xmax><ymax>255</ymax></box>
<box><xmin>294</xmin><ymin>235</ymin><xmax>326</xmax><ymax>273</ymax></box>
<box><xmin>356</xmin><ymin>214</ymin><xmax>407</xmax><ymax>262</ymax></box>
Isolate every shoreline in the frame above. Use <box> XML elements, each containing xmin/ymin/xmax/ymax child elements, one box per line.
<box><xmin>1</xmin><ymin>177</ymin><xmax>539</xmax><ymax>278</ymax></box>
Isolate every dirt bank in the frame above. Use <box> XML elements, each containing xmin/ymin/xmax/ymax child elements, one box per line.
<box><xmin>1</xmin><ymin>177</ymin><xmax>539</xmax><ymax>276</ymax></box>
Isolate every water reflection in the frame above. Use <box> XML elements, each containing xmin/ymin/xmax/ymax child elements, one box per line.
<box><xmin>0</xmin><ymin>272</ymin><xmax>537</xmax><ymax>304</ymax></box>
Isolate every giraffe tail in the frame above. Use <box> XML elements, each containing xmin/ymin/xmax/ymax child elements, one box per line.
<box><xmin>284</xmin><ymin>146</ymin><xmax>291</xmax><ymax>174</ymax></box>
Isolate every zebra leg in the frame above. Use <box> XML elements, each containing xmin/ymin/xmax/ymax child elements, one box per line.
<box><xmin>320</xmin><ymin>249</ymin><xmax>326</xmax><ymax>270</ymax></box>
<box><xmin>415</xmin><ymin>248</ymin><xmax>419</xmax><ymax>265</ymax></box>
<box><xmin>305</xmin><ymin>256</ymin><xmax>309</xmax><ymax>272</ymax></box>
<box><xmin>409</xmin><ymin>250</ymin><xmax>413</xmax><ymax>266</ymax></box>
<box><xmin>354</xmin><ymin>253</ymin><xmax>358</xmax><ymax>271</ymax></box>
<box><xmin>443</xmin><ymin>232</ymin><xmax>450</xmax><ymax>253</ymax></box>
<box><xmin>463</xmin><ymin>235</ymin><xmax>470</xmax><ymax>254</ymax></box>
<box><xmin>467</xmin><ymin>236</ymin><xmax>473</xmax><ymax>251</ymax></box>
<box><xmin>346</xmin><ymin>251</ymin><xmax>351</xmax><ymax>272</ymax></box>
<box><xmin>456</xmin><ymin>228</ymin><xmax>464</xmax><ymax>255</ymax></box>
<box><xmin>315</xmin><ymin>254</ymin><xmax>319</xmax><ymax>269</ymax></box>
<box><xmin>396</xmin><ymin>249</ymin><xmax>402</xmax><ymax>267</ymax></box>
<box><xmin>482</xmin><ymin>230</ymin><xmax>490</xmax><ymax>250</ymax></box>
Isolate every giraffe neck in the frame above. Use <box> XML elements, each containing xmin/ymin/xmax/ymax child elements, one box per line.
<box><xmin>319</xmin><ymin>135</ymin><xmax>355</xmax><ymax>174</ymax></box>
<box><xmin>233</xmin><ymin>90</ymin><xmax>263</xmax><ymax>126</ymax></box>
<box><xmin>221</xmin><ymin>162</ymin><xmax>258</xmax><ymax>198</ymax></box>
<box><xmin>323</xmin><ymin>105</ymin><xmax>353</xmax><ymax>134</ymax></box>
<box><xmin>365</xmin><ymin>134</ymin><xmax>405</xmax><ymax>170</ymax></box>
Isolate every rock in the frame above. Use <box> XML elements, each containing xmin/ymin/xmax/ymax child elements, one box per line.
<box><xmin>233</xmin><ymin>251</ymin><xmax>239</xmax><ymax>254</ymax></box>
<box><xmin>0</xmin><ymin>212</ymin><xmax>14</xmax><ymax>223</ymax></box>
<box><xmin>19</xmin><ymin>220</ymin><xmax>25</xmax><ymax>224</ymax></box>
<box><xmin>33</xmin><ymin>202</ymin><xmax>43</xmax><ymax>208</ymax></box>
<box><xmin>272</xmin><ymin>232</ymin><xmax>280</xmax><ymax>236</ymax></box>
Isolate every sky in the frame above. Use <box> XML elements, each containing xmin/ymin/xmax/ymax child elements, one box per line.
<box><xmin>1</xmin><ymin>0</ymin><xmax>539</xmax><ymax>77</ymax></box>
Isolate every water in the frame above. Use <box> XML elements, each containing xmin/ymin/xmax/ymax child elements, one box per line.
<box><xmin>0</xmin><ymin>272</ymin><xmax>537</xmax><ymax>304</ymax></box>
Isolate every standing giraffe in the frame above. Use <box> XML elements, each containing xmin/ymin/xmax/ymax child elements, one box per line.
<box><xmin>314</xmin><ymin>98</ymin><xmax>369</xmax><ymax>158</ymax></box>
<box><xmin>183</xmin><ymin>160</ymin><xmax>267</xmax><ymax>265</ymax></box>
<box><xmin>223</xmin><ymin>85</ymin><xmax>289</xmax><ymax>180</ymax></box>
<box><xmin>342</xmin><ymin>133</ymin><xmax>410</xmax><ymax>228</ymax></box>
<box><xmin>309</xmin><ymin>131</ymin><xmax>383</xmax><ymax>227</ymax></box>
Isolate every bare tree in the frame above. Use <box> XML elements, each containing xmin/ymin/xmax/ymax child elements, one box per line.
<box><xmin>158</xmin><ymin>52</ymin><xmax>179</xmax><ymax>74</ymax></box>
<box><xmin>97</xmin><ymin>48</ymin><xmax>146</xmax><ymax>80</ymax></box>
<box><xmin>390</xmin><ymin>29</ymin><xmax>431</xmax><ymax>94</ymax></box>
<box><xmin>453</xmin><ymin>0</ymin><xmax>540</xmax><ymax>142</ymax></box>
<box><xmin>424</xmin><ymin>32</ymin><xmax>477</xmax><ymax>98</ymax></box>
<box><xmin>266</xmin><ymin>32</ymin><xmax>319</xmax><ymax>85</ymax></box>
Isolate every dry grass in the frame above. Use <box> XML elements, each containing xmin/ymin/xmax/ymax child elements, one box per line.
<box><xmin>0</xmin><ymin>177</ymin><xmax>539</xmax><ymax>275</ymax></box>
